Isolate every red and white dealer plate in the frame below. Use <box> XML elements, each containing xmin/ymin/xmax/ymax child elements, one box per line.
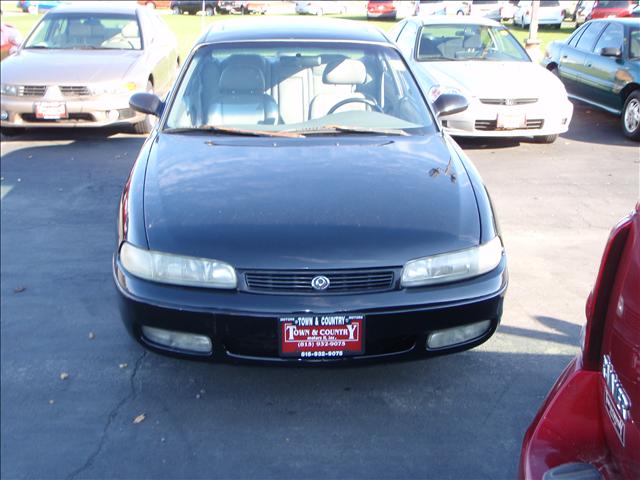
<box><xmin>278</xmin><ymin>314</ymin><xmax>364</xmax><ymax>358</ymax></box>
<box><xmin>35</xmin><ymin>102</ymin><xmax>68</xmax><ymax>120</ymax></box>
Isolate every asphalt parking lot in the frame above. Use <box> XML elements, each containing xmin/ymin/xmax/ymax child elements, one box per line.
<box><xmin>1</xmin><ymin>102</ymin><xmax>638</xmax><ymax>480</ymax></box>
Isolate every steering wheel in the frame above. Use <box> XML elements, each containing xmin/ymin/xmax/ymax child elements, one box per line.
<box><xmin>327</xmin><ymin>97</ymin><xmax>382</xmax><ymax>115</ymax></box>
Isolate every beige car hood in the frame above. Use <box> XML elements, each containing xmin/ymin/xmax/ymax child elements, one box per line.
<box><xmin>1</xmin><ymin>49</ymin><xmax>143</xmax><ymax>85</ymax></box>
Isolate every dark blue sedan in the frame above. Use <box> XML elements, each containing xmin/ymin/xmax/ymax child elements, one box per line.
<box><xmin>114</xmin><ymin>18</ymin><xmax>508</xmax><ymax>364</ymax></box>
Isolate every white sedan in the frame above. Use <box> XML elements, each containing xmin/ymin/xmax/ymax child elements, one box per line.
<box><xmin>513</xmin><ymin>0</ymin><xmax>566</xmax><ymax>29</ymax></box>
<box><xmin>389</xmin><ymin>16</ymin><xmax>573</xmax><ymax>142</ymax></box>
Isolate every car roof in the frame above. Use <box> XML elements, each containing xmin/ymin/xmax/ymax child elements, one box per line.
<box><xmin>46</xmin><ymin>2</ymin><xmax>141</xmax><ymax>15</ymax></box>
<box><xmin>200</xmin><ymin>17</ymin><xmax>390</xmax><ymax>45</ymax></box>
<box><xmin>409</xmin><ymin>15</ymin><xmax>502</xmax><ymax>27</ymax></box>
<box><xmin>587</xmin><ymin>17</ymin><xmax>640</xmax><ymax>25</ymax></box>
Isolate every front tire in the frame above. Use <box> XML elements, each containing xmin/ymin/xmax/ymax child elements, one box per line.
<box><xmin>533</xmin><ymin>134</ymin><xmax>558</xmax><ymax>144</ymax></box>
<box><xmin>205</xmin><ymin>6</ymin><xmax>215</xmax><ymax>16</ymax></box>
<box><xmin>133</xmin><ymin>81</ymin><xmax>157</xmax><ymax>135</ymax></box>
<box><xmin>172</xmin><ymin>6</ymin><xmax>181</xmax><ymax>14</ymax></box>
<box><xmin>622</xmin><ymin>90</ymin><xmax>640</xmax><ymax>140</ymax></box>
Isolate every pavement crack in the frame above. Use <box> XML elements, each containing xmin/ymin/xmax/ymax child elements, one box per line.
<box><xmin>66</xmin><ymin>350</ymin><xmax>148</xmax><ymax>480</ymax></box>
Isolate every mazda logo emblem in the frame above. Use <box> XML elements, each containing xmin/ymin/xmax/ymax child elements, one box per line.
<box><xmin>311</xmin><ymin>275</ymin><xmax>330</xmax><ymax>291</ymax></box>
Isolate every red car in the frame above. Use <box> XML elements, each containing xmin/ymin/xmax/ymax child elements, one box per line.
<box><xmin>520</xmin><ymin>203</ymin><xmax>640</xmax><ymax>479</ymax></box>
<box><xmin>588</xmin><ymin>0</ymin><xmax>638</xmax><ymax>19</ymax></box>
<box><xmin>367</xmin><ymin>1</ymin><xmax>417</xmax><ymax>20</ymax></box>
<box><xmin>0</xmin><ymin>23</ymin><xmax>22</xmax><ymax>61</ymax></box>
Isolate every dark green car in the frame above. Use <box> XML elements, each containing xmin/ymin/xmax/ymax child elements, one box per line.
<box><xmin>543</xmin><ymin>18</ymin><xmax>640</xmax><ymax>140</ymax></box>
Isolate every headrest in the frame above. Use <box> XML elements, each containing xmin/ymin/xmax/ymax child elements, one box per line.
<box><xmin>68</xmin><ymin>23</ymin><xmax>91</xmax><ymax>37</ymax></box>
<box><xmin>463</xmin><ymin>34</ymin><xmax>482</xmax><ymax>50</ymax></box>
<box><xmin>323</xmin><ymin>59</ymin><xmax>366</xmax><ymax>85</ymax></box>
<box><xmin>121</xmin><ymin>22</ymin><xmax>139</xmax><ymax>38</ymax></box>
<box><xmin>219</xmin><ymin>65</ymin><xmax>265</xmax><ymax>93</ymax></box>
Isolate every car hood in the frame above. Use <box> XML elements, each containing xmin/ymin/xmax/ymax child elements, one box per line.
<box><xmin>419</xmin><ymin>60</ymin><xmax>564</xmax><ymax>98</ymax></box>
<box><xmin>143</xmin><ymin>134</ymin><xmax>481</xmax><ymax>270</ymax></box>
<box><xmin>1</xmin><ymin>49</ymin><xmax>141</xmax><ymax>84</ymax></box>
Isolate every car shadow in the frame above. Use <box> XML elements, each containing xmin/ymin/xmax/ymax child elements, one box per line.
<box><xmin>560</xmin><ymin>101</ymin><xmax>637</xmax><ymax>147</ymax></box>
<box><xmin>0</xmin><ymin>126</ymin><xmax>142</xmax><ymax>143</ymax></box>
<box><xmin>454</xmin><ymin>136</ymin><xmax>523</xmax><ymax>150</ymax></box>
<box><xmin>499</xmin><ymin>315</ymin><xmax>581</xmax><ymax>347</ymax></box>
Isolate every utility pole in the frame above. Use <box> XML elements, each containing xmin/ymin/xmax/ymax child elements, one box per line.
<box><xmin>525</xmin><ymin>0</ymin><xmax>541</xmax><ymax>62</ymax></box>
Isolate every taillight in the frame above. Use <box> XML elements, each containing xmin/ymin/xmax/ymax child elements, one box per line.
<box><xmin>582</xmin><ymin>214</ymin><xmax>633</xmax><ymax>370</ymax></box>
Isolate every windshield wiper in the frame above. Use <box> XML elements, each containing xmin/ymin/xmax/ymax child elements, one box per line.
<box><xmin>288</xmin><ymin>124</ymin><xmax>409</xmax><ymax>136</ymax></box>
<box><xmin>163</xmin><ymin>125</ymin><xmax>303</xmax><ymax>138</ymax></box>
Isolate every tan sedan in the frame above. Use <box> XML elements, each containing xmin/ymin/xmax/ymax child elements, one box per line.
<box><xmin>0</xmin><ymin>2</ymin><xmax>179</xmax><ymax>135</ymax></box>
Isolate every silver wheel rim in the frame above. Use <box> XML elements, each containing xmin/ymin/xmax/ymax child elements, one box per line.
<box><xmin>624</xmin><ymin>98</ymin><xmax>640</xmax><ymax>133</ymax></box>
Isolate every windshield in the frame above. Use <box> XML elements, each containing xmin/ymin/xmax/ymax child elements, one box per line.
<box><xmin>24</xmin><ymin>13</ymin><xmax>142</xmax><ymax>50</ymax></box>
<box><xmin>417</xmin><ymin>24</ymin><xmax>530</xmax><ymax>62</ymax></box>
<box><xmin>164</xmin><ymin>41</ymin><xmax>436</xmax><ymax>136</ymax></box>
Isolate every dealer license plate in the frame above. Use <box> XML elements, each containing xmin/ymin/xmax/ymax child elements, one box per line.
<box><xmin>497</xmin><ymin>112</ymin><xmax>526</xmax><ymax>130</ymax></box>
<box><xmin>279</xmin><ymin>314</ymin><xmax>364</xmax><ymax>358</ymax></box>
<box><xmin>35</xmin><ymin>102</ymin><xmax>68</xmax><ymax>120</ymax></box>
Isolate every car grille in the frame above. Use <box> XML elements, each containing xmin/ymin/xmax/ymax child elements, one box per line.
<box><xmin>244</xmin><ymin>269</ymin><xmax>396</xmax><ymax>294</ymax></box>
<box><xmin>17</xmin><ymin>85</ymin><xmax>47</xmax><ymax>97</ymax></box>
<box><xmin>474</xmin><ymin>119</ymin><xmax>545</xmax><ymax>131</ymax></box>
<box><xmin>60</xmin><ymin>86</ymin><xmax>91</xmax><ymax>97</ymax></box>
<box><xmin>479</xmin><ymin>98</ymin><xmax>538</xmax><ymax>105</ymax></box>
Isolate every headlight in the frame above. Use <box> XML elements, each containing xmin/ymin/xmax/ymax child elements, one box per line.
<box><xmin>401</xmin><ymin>236</ymin><xmax>504</xmax><ymax>288</ymax></box>
<box><xmin>89</xmin><ymin>81</ymin><xmax>138</xmax><ymax>96</ymax></box>
<box><xmin>427</xmin><ymin>85</ymin><xmax>465</xmax><ymax>103</ymax></box>
<box><xmin>1</xmin><ymin>84</ymin><xmax>19</xmax><ymax>96</ymax></box>
<box><xmin>119</xmin><ymin>242</ymin><xmax>237</xmax><ymax>289</ymax></box>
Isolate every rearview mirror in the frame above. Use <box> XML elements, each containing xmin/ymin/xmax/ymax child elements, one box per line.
<box><xmin>432</xmin><ymin>93</ymin><xmax>469</xmax><ymax>118</ymax></box>
<box><xmin>129</xmin><ymin>92</ymin><xmax>164</xmax><ymax>117</ymax></box>
<box><xmin>600</xmin><ymin>47</ymin><xmax>621</xmax><ymax>57</ymax></box>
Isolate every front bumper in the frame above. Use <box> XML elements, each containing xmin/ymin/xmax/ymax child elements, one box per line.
<box><xmin>442</xmin><ymin>97</ymin><xmax>573</xmax><ymax>138</ymax></box>
<box><xmin>114</xmin><ymin>256</ymin><xmax>508</xmax><ymax>365</ymax></box>
<box><xmin>0</xmin><ymin>93</ymin><xmax>145</xmax><ymax>128</ymax></box>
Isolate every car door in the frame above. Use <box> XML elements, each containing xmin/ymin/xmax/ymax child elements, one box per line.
<box><xmin>559</xmin><ymin>21</ymin><xmax>607</xmax><ymax>97</ymax></box>
<box><xmin>583</xmin><ymin>21</ymin><xmax>626</xmax><ymax>112</ymax></box>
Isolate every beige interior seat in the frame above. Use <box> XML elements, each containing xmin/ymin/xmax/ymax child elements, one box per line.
<box><xmin>308</xmin><ymin>59</ymin><xmax>368</xmax><ymax>120</ymax></box>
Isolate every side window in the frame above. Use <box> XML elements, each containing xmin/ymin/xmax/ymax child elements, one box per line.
<box><xmin>593</xmin><ymin>22</ymin><xmax>624</xmax><ymax>54</ymax></box>
<box><xmin>396</xmin><ymin>22</ymin><xmax>418</xmax><ymax>58</ymax></box>
<box><xmin>575</xmin><ymin>22</ymin><xmax>607</xmax><ymax>52</ymax></box>
<box><xmin>568</xmin><ymin>23</ymin><xmax>587</xmax><ymax>47</ymax></box>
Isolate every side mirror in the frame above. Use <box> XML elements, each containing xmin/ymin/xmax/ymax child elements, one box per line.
<box><xmin>600</xmin><ymin>47</ymin><xmax>621</xmax><ymax>57</ymax></box>
<box><xmin>432</xmin><ymin>93</ymin><xmax>469</xmax><ymax>117</ymax></box>
<box><xmin>129</xmin><ymin>92</ymin><xmax>164</xmax><ymax>117</ymax></box>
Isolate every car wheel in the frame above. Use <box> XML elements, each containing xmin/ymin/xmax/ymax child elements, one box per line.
<box><xmin>205</xmin><ymin>6</ymin><xmax>215</xmax><ymax>16</ymax></box>
<box><xmin>456</xmin><ymin>10</ymin><xmax>464</xmax><ymax>15</ymax></box>
<box><xmin>172</xmin><ymin>6</ymin><xmax>181</xmax><ymax>14</ymax></box>
<box><xmin>622</xmin><ymin>90</ymin><xmax>640</xmax><ymax>140</ymax></box>
<box><xmin>134</xmin><ymin>81</ymin><xmax>157</xmax><ymax>135</ymax></box>
<box><xmin>533</xmin><ymin>134</ymin><xmax>558</xmax><ymax>144</ymax></box>
<box><xmin>145</xmin><ymin>1</ymin><xmax>156</xmax><ymax>8</ymax></box>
